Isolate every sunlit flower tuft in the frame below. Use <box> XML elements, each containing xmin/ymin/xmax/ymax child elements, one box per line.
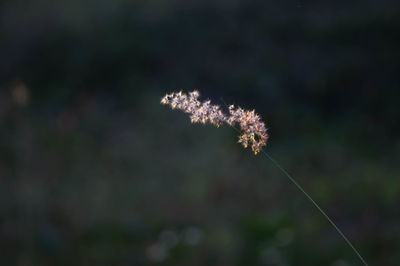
<box><xmin>161</xmin><ymin>90</ymin><xmax>269</xmax><ymax>154</ymax></box>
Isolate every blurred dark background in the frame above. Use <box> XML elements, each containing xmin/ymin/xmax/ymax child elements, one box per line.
<box><xmin>1</xmin><ymin>0</ymin><xmax>399</xmax><ymax>265</ymax></box>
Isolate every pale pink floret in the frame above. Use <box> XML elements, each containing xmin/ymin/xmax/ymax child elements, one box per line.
<box><xmin>161</xmin><ymin>90</ymin><xmax>268</xmax><ymax>155</ymax></box>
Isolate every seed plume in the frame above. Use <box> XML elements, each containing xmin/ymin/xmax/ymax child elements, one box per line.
<box><xmin>161</xmin><ymin>90</ymin><xmax>269</xmax><ymax>154</ymax></box>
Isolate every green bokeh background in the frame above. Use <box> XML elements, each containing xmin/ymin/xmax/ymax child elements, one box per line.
<box><xmin>1</xmin><ymin>1</ymin><xmax>399</xmax><ymax>265</ymax></box>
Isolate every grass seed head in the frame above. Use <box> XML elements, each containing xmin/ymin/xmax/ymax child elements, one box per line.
<box><xmin>161</xmin><ymin>90</ymin><xmax>268</xmax><ymax>154</ymax></box>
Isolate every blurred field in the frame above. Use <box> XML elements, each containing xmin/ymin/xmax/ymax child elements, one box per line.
<box><xmin>1</xmin><ymin>1</ymin><xmax>399</xmax><ymax>265</ymax></box>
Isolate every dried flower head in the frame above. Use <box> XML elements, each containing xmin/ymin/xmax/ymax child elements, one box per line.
<box><xmin>161</xmin><ymin>90</ymin><xmax>268</xmax><ymax>154</ymax></box>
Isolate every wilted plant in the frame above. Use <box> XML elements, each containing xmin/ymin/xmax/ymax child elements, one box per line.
<box><xmin>161</xmin><ymin>90</ymin><xmax>368</xmax><ymax>266</ymax></box>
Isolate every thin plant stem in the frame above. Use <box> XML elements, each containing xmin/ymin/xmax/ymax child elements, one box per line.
<box><xmin>260</xmin><ymin>149</ymin><xmax>368</xmax><ymax>266</ymax></box>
